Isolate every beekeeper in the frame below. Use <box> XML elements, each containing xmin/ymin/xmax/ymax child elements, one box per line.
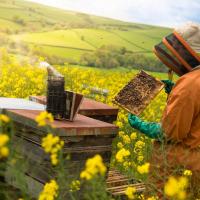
<box><xmin>128</xmin><ymin>22</ymin><xmax>200</xmax><ymax>192</ymax></box>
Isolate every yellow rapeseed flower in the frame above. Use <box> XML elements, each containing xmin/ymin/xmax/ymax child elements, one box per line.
<box><xmin>0</xmin><ymin>114</ymin><xmax>10</xmax><ymax>123</ymax></box>
<box><xmin>117</xmin><ymin>142</ymin><xmax>123</xmax><ymax>149</ymax></box>
<box><xmin>137</xmin><ymin>162</ymin><xmax>150</xmax><ymax>174</ymax></box>
<box><xmin>118</xmin><ymin>131</ymin><xmax>125</xmax><ymax>137</ymax></box>
<box><xmin>123</xmin><ymin>161</ymin><xmax>131</xmax><ymax>169</ymax></box>
<box><xmin>0</xmin><ymin>146</ymin><xmax>9</xmax><ymax>157</ymax></box>
<box><xmin>137</xmin><ymin>155</ymin><xmax>144</xmax><ymax>162</ymax></box>
<box><xmin>115</xmin><ymin>148</ymin><xmax>130</xmax><ymax>163</ymax></box>
<box><xmin>80</xmin><ymin>154</ymin><xmax>106</xmax><ymax>180</ymax></box>
<box><xmin>35</xmin><ymin>111</ymin><xmax>54</xmax><ymax>126</ymax></box>
<box><xmin>116</xmin><ymin>121</ymin><xmax>123</xmax><ymax>128</ymax></box>
<box><xmin>183</xmin><ymin>169</ymin><xmax>192</xmax><ymax>176</ymax></box>
<box><xmin>164</xmin><ymin>176</ymin><xmax>188</xmax><ymax>200</ymax></box>
<box><xmin>0</xmin><ymin>134</ymin><xmax>9</xmax><ymax>147</ymax></box>
<box><xmin>125</xmin><ymin>186</ymin><xmax>136</xmax><ymax>199</ymax></box>
<box><xmin>130</xmin><ymin>132</ymin><xmax>137</xmax><ymax>140</ymax></box>
<box><xmin>0</xmin><ymin>134</ymin><xmax>9</xmax><ymax>159</ymax></box>
<box><xmin>70</xmin><ymin>180</ymin><xmax>80</xmax><ymax>192</ymax></box>
<box><xmin>38</xmin><ymin>180</ymin><xmax>58</xmax><ymax>200</ymax></box>
<box><xmin>135</xmin><ymin>140</ymin><xmax>145</xmax><ymax>149</ymax></box>
<box><xmin>42</xmin><ymin>133</ymin><xmax>64</xmax><ymax>166</ymax></box>
<box><xmin>122</xmin><ymin>135</ymin><xmax>131</xmax><ymax>144</ymax></box>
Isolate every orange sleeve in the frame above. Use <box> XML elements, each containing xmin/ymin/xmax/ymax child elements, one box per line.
<box><xmin>162</xmin><ymin>78</ymin><xmax>195</xmax><ymax>141</ymax></box>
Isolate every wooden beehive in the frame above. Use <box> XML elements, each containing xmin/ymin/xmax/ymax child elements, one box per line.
<box><xmin>3</xmin><ymin>108</ymin><xmax>118</xmax><ymax>198</ymax></box>
<box><xmin>114</xmin><ymin>70</ymin><xmax>164</xmax><ymax>115</ymax></box>
<box><xmin>1</xmin><ymin>106</ymin><xmax>145</xmax><ymax>198</ymax></box>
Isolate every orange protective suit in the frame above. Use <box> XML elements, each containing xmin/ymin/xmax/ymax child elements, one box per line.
<box><xmin>163</xmin><ymin>67</ymin><xmax>200</xmax><ymax>149</ymax></box>
<box><xmin>150</xmin><ymin>67</ymin><xmax>200</xmax><ymax>195</ymax></box>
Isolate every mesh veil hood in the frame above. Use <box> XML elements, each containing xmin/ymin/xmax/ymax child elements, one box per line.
<box><xmin>175</xmin><ymin>22</ymin><xmax>200</xmax><ymax>54</ymax></box>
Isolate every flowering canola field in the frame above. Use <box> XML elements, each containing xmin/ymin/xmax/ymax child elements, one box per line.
<box><xmin>0</xmin><ymin>49</ymin><xmax>192</xmax><ymax>199</ymax></box>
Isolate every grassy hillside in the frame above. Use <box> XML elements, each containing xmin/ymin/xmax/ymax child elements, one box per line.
<box><xmin>0</xmin><ymin>0</ymin><xmax>172</xmax><ymax>68</ymax></box>
<box><xmin>0</xmin><ymin>0</ymin><xmax>135</xmax><ymax>32</ymax></box>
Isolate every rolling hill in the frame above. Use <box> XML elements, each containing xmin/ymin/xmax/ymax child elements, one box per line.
<box><xmin>0</xmin><ymin>0</ymin><xmax>172</xmax><ymax>65</ymax></box>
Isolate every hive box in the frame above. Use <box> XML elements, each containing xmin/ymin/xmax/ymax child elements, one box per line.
<box><xmin>3</xmin><ymin>108</ymin><xmax>118</xmax><ymax>198</ymax></box>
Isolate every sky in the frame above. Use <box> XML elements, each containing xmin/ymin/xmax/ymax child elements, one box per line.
<box><xmin>28</xmin><ymin>0</ymin><xmax>200</xmax><ymax>28</ymax></box>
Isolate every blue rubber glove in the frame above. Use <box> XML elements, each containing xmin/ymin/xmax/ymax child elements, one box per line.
<box><xmin>128</xmin><ymin>113</ymin><xmax>163</xmax><ymax>140</ymax></box>
<box><xmin>161</xmin><ymin>80</ymin><xmax>175</xmax><ymax>94</ymax></box>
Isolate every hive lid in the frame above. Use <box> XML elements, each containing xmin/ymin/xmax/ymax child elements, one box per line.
<box><xmin>0</xmin><ymin>97</ymin><xmax>45</xmax><ymax>110</ymax></box>
<box><xmin>113</xmin><ymin>71</ymin><xmax>164</xmax><ymax>115</ymax></box>
<box><xmin>5</xmin><ymin>109</ymin><xmax>118</xmax><ymax>136</ymax></box>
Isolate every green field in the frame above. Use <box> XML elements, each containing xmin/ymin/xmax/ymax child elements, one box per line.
<box><xmin>0</xmin><ymin>18</ymin><xmax>21</xmax><ymax>30</ymax></box>
<box><xmin>38</xmin><ymin>45</ymin><xmax>88</xmax><ymax>60</ymax></box>
<box><xmin>0</xmin><ymin>0</ymin><xmax>172</xmax><ymax>65</ymax></box>
<box><xmin>14</xmin><ymin>30</ymin><xmax>95</xmax><ymax>50</ymax></box>
<box><xmin>14</xmin><ymin>27</ymin><xmax>171</xmax><ymax>61</ymax></box>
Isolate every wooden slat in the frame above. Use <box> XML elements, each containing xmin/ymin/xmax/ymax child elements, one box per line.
<box><xmin>106</xmin><ymin>169</ymin><xmax>146</xmax><ymax>196</ymax></box>
<box><xmin>5</xmin><ymin>109</ymin><xmax>118</xmax><ymax>137</ymax></box>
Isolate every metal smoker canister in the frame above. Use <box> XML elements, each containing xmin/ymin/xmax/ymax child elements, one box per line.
<box><xmin>46</xmin><ymin>66</ymin><xmax>66</xmax><ymax>119</ymax></box>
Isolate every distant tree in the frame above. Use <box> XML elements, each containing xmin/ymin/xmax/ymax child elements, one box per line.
<box><xmin>13</xmin><ymin>15</ymin><xmax>25</xmax><ymax>26</ymax></box>
<box><xmin>80</xmin><ymin>45</ymin><xmax>167</xmax><ymax>72</ymax></box>
<box><xmin>80</xmin><ymin>53</ymin><xmax>96</xmax><ymax>67</ymax></box>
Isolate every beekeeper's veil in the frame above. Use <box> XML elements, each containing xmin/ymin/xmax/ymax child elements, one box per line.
<box><xmin>175</xmin><ymin>22</ymin><xmax>200</xmax><ymax>53</ymax></box>
<box><xmin>154</xmin><ymin>22</ymin><xmax>200</xmax><ymax>76</ymax></box>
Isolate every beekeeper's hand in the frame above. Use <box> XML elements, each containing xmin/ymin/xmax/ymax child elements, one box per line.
<box><xmin>128</xmin><ymin>113</ymin><xmax>163</xmax><ymax>140</ymax></box>
<box><xmin>161</xmin><ymin>80</ymin><xmax>175</xmax><ymax>94</ymax></box>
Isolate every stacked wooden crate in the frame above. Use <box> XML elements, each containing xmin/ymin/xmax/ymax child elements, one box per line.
<box><xmin>3</xmin><ymin>106</ymin><xmax>118</xmax><ymax>198</ymax></box>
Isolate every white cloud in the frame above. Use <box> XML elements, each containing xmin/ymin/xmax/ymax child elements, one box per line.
<box><xmin>27</xmin><ymin>0</ymin><xmax>200</xmax><ymax>27</ymax></box>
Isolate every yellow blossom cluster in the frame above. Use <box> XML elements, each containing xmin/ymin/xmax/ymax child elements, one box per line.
<box><xmin>42</xmin><ymin>133</ymin><xmax>64</xmax><ymax>165</ymax></box>
<box><xmin>137</xmin><ymin>162</ymin><xmax>150</xmax><ymax>174</ymax></box>
<box><xmin>0</xmin><ymin>134</ymin><xmax>9</xmax><ymax>159</ymax></box>
<box><xmin>183</xmin><ymin>169</ymin><xmax>192</xmax><ymax>176</ymax></box>
<box><xmin>122</xmin><ymin>134</ymin><xmax>131</xmax><ymax>144</ymax></box>
<box><xmin>117</xmin><ymin>142</ymin><xmax>123</xmax><ymax>149</ymax></box>
<box><xmin>164</xmin><ymin>176</ymin><xmax>188</xmax><ymax>200</ymax></box>
<box><xmin>125</xmin><ymin>186</ymin><xmax>136</xmax><ymax>199</ymax></box>
<box><xmin>0</xmin><ymin>48</ymin><xmax>46</xmax><ymax>98</ymax></box>
<box><xmin>35</xmin><ymin>111</ymin><xmax>54</xmax><ymax>127</ymax></box>
<box><xmin>38</xmin><ymin>180</ymin><xmax>58</xmax><ymax>200</ymax></box>
<box><xmin>115</xmin><ymin>148</ymin><xmax>130</xmax><ymax>163</ymax></box>
<box><xmin>130</xmin><ymin>132</ymin><xmax>137</xmax><ymax>140</ymax></box>
<box><xmin>80</xmin><ymin>154</ymin><xmax>106</xmax><ymax>180</ymax></box>
<box><xmin>115</xmin><ymin>129</ymin><xmax>147</xmax><ymax>172</ymax></box>
<box><xmin>70</xmin><ymin>180</ymin><xmax>81</xmax><ymax>192</ymax></box>
<box><xmin>0</xmin><ymin>114</ymin><xmax>10</xmax><ymax>123</ymax></box>
<box><xmin>134</xmin><ymin>140</ymin><xmax>145</xmax><ymax>151</ymax></box>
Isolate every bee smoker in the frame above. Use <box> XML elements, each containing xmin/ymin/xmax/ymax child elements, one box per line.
<box><xmin>46</xmin><ymin>65</ymin><xmax>66</xmax><ymax>119</ymax></box>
